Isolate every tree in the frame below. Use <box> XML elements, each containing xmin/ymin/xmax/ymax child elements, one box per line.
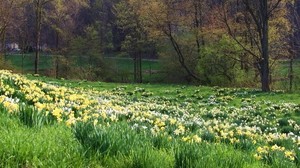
<box><xmin>76</xmin><ymin>0</ymin><xmax>122</xmax><ymax>53</ymax></box>
<box><xmin>127</xmin><ymin>0</ymin><xmax>215</xmax><ymax>83</ymax></box>
<box><xmin>45</xmin><ymin>0</ymin><xmax>87</xmax><ymax>78</ymax></box>
<box><xmin>32</xmin><ymin>0</ymin><xmax>50</xmax><ymax>74</ymax></box>
<box><xmin>115</xmin><ymin>0</ymin><xmax>155</xmax><ymax>83</ymax></box>
<box><xmin>222</xmin><ymin>0</ymin><xmax>290</xmax><ymax>91</ymax></box>
<box><xmin>198</xmin><ymin>35</ymin><xmax>242</xmax><ymax>85</ymax></box>
<box><xmin>10</xmin><ymin>1</ymin><xmax>31</xmax><ymax>73</ymax></box>
<box><xmin>288</xmin><ymin>0</ymin><xmax>300</xmax><ymax>91</ymax></box>
<box><xmin>0</xmin><ymin>0</ymin><xmax>25</xmax><ymax>61</ymax></box>
<box><xmin>32</xmin><ymin>0</ymin><xmax>86</xmax><ymax>74</ymax></box>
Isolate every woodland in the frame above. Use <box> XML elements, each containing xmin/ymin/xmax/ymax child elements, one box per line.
<box><xmin>0</xmin><ymin>0</ymin><xmax>300</xmax><ymax>92</ymax></box>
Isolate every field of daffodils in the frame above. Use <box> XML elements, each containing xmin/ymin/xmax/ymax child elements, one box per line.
<box><xmin>0</xmin><ymin>70</ymin><xmax>299</xmax><ymax>167</ymax></box>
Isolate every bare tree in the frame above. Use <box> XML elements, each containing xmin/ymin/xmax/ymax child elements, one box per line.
<box><xmin>130</xmin><ymin>0</ymin><xmax>212</xmax><ymax>82</ymax></box>
<box><xmin>287</xmin><ymin>0</ymin><xmax>300</xmax><ymax>91</ymax></box>
<box><xmin>46</xmin><ymin>0</ymin><xmax>87</xmax><ymax>78</ymax></box>
<box><xmin>222</xmin><ymin>0</ymin><xmax>286</xmax><ymax>91</ymax></box>
<box><xmin>32</xmin><ymin>0</ymin><xmax>52</xmax><ymax>74</ymax></box>
<box><xmin>0</xmin><ymin>0</ymin><xmax>20</xmax><ymax>60</ymax></box>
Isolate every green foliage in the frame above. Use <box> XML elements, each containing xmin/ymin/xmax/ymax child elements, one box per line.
<box><xmin>198</xmin><ymin>35</ymin><xmax>244</xmax><ymax>86</ymax></box>
<box><xmin>18</xmin><ymin>104</ymin><xmax>54</xmax><ymax>128</ymax></box>
<box><xmin>0</xmin><ymin>55</ymin><xmax>14</xmax><ymax>70</ymax></box>
<box><xmin>174</xmin><ymin>142</ymin><xmax>202</xmax><ymax>168</ymax></box>
<box><xmin>73</xmin><ymin>121</ymin><xmax>150</xmax><ymax>156</ymax></box>
<box><xmin>158</xmin><ymin>42</ymin><xmax>190</xmax><ymax>83</ymax></box>
<box><xmin>115</xmin><ymin>1</ymin><xmax>148</xmax><ymax>53</ymax></box>
<box><xmin>0</xmin><ymin>113</ymin><xmax>90</xmax><ymax>167</ymax></box>
<box><xmin>201</xmin><ymin>131</ymin><xmax>216</xmax><ymax>142</ymax></box>
<box><xmin>130</xmin><ymin>147</ymin><xmax>173</xmax><ymax>168</ymax></box>
<box><xmin>67</xmin><ymin>25</ymin><xmax>110</xmax><ymax>81</ymax></box>
<box><xmin>151</xmin><ymin>134</ymin><xmax>172</xmax><ymax>149</ymax></box>
<box><xmin>69</xmin><ymin>25</ymin><xmax>102</xmax><ymax>61</ymax></box>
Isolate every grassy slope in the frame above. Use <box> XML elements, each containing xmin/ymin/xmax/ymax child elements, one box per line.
<box><xmin>1</xmin><ymin>74</ymin><xmax>300</xmax><ymax>167</ymax></box>
<box><xmin>27</xmin><ymin>75</ymin><xmax>300</xmax><ymax>135</ymax></box>
<box><xmin>0</xmin><ymin>112</ymin><xmax>268</xmax><ymax>168</ymax></box>
<box><xmin>30</xmin><ymin>75</ymin><xmax>300</xmax><ymax>103</ymax></box>
<box><xmin>31</xmin><ymin>75</ymin><xmax>300</xmax><ymax>129</ymax></box>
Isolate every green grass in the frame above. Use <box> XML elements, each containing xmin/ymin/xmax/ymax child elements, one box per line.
<box><xmin>29</xmin><ymin>74</ymin><xmax>300</xmax><ymax>103</ymax></box>
<box><xmin>104</xmin><ymin>57</ymin><xmax>162</xmax><ymax>83</ymax></box>
<box><xmin>0</xmin><ymin>111</ymin><xmax>271</xmax><ymax>168</ymax></box>
<box><xmin>272</xmin><ymin>59</ymin><xmax>300</xmax><ymax>91</ymax></box>
<box><xmin>29</xmin><ymin>75</ymin><xmax>300</xmax><ymax>127</ymax></box>
<box><xmin>6</xmin><ymin>53</ymin><xmax>162</xmax><ymax>82</ymax></box>
<box><xmin>1</xmin><ymin>71</ymin><xmax>300</xmax><ymax>167</ymax></box>
<box><xmin>6</xmin><ymin>53</ymin><xmax>160</xmax><ymax>72</ymax></box>
<box><xmin>6</xmin><ymin>53</ymin><xmax>53</xmax><ymax>72</ymax></box>
<box><xmin>7</xmin><ymin>53</ymin><xmax>300</xmax><ymax>89</ymax></box>
<box><xmin>0</xmin><ymin>113</ymin><xmax>90</xmax><ymax>167</ymax></box>
<box><xmin>28</xmin><ymin>75</ymin><xmax>300</xmax><ymax>133</ymax></box>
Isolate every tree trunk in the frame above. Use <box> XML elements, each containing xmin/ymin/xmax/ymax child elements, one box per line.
<box><xmin>169</xmin><ymin>36</ymin><xmax>200</xmax><ymax>82</ymax></box>
<box><xmin>289</xmin><ymin>57</ymin><xmax>294</xmax><ymax>91</ymax></box>
<box><xmin>55</xmin><ymin>31</ymin><xmax>59</xmax><ymax>79</ymax></box>
<box><xmin>260</xmin><ymin>0</ymin><xmax>270</xmax><ymax>92</ymax></box>
<box><xmin>134</xmin><ymin>54</ymin><xmax>137</xmax><ymax>83</ymax></box>
<box><xmin>138</xmin><ymin>52</ymin><xmax>142</xmax><ymax>83</ymax></box>
<box><xmin>35</xmin><ymin>0</ymin><xmax>42</xmax><ymax>74</ymax></box>
<box><xmin>133</xmin><ymin>51</ymin><xmax>142</xmax><ymax>83</ymax></box>
<box><xmin>2</xmin><ymin>29</ymin><xmax>6</xmax><ymax>62</ymax></box>
<box><xmin>194</xmin><ymin>0</ymin><xmax>201</xmax><ymax>55</ymax></box>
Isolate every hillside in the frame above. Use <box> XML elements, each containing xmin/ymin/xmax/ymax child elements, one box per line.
<box><xmin>0</xmin><ymin>70</ymin><xmax>300</xmax><ymax>167</ymax></box>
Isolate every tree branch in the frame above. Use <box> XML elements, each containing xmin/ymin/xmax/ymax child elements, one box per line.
<box><xmin>222</xmin><ymin>2</ymin><xmax>260</xmax><ymax>60</ymax></box>
<box><xmin>268</xmin><ymin>0</ymin><xmax>282</xmax><ymax>17</ymax></box>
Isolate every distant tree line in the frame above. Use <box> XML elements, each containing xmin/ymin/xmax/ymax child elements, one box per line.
<box><xmin>0</xmin><ymin>0</ymin><xmax>299</xmax><ymax>91</ymax></box>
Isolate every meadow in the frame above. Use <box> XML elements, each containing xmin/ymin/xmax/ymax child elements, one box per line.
<box><xmin>0</xmin><ymin>70</ymin><xmax>300</xmax><ymax>167</ymax></box>
<box><xmin>5</xmin><ymin>54</ymin><xmax>162</xmax><ymax>83</ymax></box>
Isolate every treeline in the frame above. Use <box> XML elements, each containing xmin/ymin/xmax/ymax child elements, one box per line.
<box><xmin>0</xmin><ymin>0</ymin><xmax>299</xmax><ymax>91</ymax></box>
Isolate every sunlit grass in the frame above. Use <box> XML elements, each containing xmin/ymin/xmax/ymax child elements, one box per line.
<box><xmin>0</xmin><ymin>70</ymin><xmax>300</xmax><ymax>167</ymax></box>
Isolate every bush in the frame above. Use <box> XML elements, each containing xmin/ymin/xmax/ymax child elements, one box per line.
<box><xmin>0</xmin><ymin>55</ymin><xmax>14</xmax><ymax>70</ymax></box>
<box><xmin>197</xmin><ymin>35</ymin><xmax>243</xmax><ymax>86</ymax></box>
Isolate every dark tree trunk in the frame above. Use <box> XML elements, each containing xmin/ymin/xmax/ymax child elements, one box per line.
<box><xmin>289</xmin><ymin>57</ymin><xmax>294</xmax><ymax>91</ymax></box>
<box><xmin>223</xmin><ymin>0</ymin><xmax>283</xmax><ymax>91</ymax></box>
<box><xmin>138</xmin><ymin>52</ymin><xmax>142</xmax><ymax>83</ymax></box>
<box><xmin>55</xmin><ymin>31</ymin><xmax>59</xmax><ymax>79</ymax></box>
<box><xmin>35</xmin><ymin>0</ymin><xmax>42</xmax><ymax>74</ymax></box>
<box><xmin>260</xmin><ymin>0</ymin><xmax>270</xmax><ymax>92</ymax></box>
<box><xmin>193</xmin><ymin>0</ymin><xmax>201</xmax><ymax>55</ymax></box>
<box><xmin>133</xmin><ymin>51</ymin><xmax>142</xmax><ymax>83</ymax></box>
<box><xmin>169</xmin><ymin>35</ymin><xmax>200</xmax><ymax>82</ymax></box>
<box><xmin>2</xmin><ymin>29</ymin><xmax>6</xmax><ymax>62</ymax></box>
<box><xmin>134</xmin><ymin>55</ymin><xmax>137</xmax><ymax>83</ymax></box>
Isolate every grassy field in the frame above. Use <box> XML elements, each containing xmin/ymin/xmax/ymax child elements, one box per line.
<box><xmin>272</xmin><ymin>60</ymin><xmax>300</xmax><ymax>91</ymax></box>
<box><xmin>6</xmin><ymin>53</ymin><xmax>300</xmax><ymax>90</ymax></box>
<box><xmin>5</xmin><ymin>54</ymin><xmax>162</xmax><ymax>82</ymax></box>
<box><xmin>0</xmin><ymin>70</ymin><xmax>300</xmax><ymax>167</ymax></box>
<box><xmin>5</xmin><ymin>53</ymin><xmax>53</xmax><ymax>72</ymax></box>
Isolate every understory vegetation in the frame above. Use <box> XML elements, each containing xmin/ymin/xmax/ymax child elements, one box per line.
<box><xmin>0</xmin><ymin>70</ymin><xmax>300</xmax><ymax>167</ymax></box>
<box><xmin>5</xmin><ymin>53</ymin><xmax>300</xmax><ymax>92</ymax></box>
